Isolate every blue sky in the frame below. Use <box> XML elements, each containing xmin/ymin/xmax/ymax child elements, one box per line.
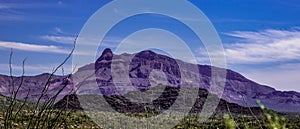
<box><xmin>1</xmin><ymin>0</ymin><xmax>300</xmax><ymax>91</ymax></box>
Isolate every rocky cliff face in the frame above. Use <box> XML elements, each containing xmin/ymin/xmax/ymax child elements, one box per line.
<box><xmin>94</xmin><ymin>49</ymin><xmax>183</xmax><ymax>96</ymax></box>
<box><xmin>53</xmin><ymin>94</ymin><xmax>83</xmax><ymax>110</ymax></box>
<box><xmin>1</xmin><ymin>48</ymin><xmax>300</xmax><ymax>112</ymax></box>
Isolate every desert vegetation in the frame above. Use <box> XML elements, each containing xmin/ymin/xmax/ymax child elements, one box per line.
<box><xmin>1</xmin><ymin>105</ymin><xmax>300</xmax><ymax>129</ymax></box>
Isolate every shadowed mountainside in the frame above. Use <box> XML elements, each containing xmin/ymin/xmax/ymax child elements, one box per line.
<box><xmin>53</xmin><ymin>85</ymin><xmax>263</xmax><ymax>116</ymax></box>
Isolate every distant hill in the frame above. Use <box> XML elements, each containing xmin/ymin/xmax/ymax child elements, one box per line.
<box><xmin>0</xmin><ymin>73</ymin><xmax>73</xmax><ymax>102</ymax></box>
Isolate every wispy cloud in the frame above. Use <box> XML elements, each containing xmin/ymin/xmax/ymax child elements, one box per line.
<box><xmin>0</xmin><ymin>41</ymin><xmax>69</xmax><ymax>54</ymax></box>
<box><xmin>224</xmin><ymin>28</ymin><xmax>300</xmax><ymax>43</ymax></box>
<box><xmin>0</xmin><ymin>2</ymin><xmax>63</xmax><ymax>9</ymax></box>
<box><xmin>41</xmin><ymin>35</ymin><xmax>75</xmax><ymax>44</ymax></box>
<box><xmin>0</xmin><ymin>63</ymin><xmax>73</xmax><ymax>75</ymax></box>
<box><xmin>0</xmin><ymin>5</ymin><xmax>13</xmax><ymax>9</ymax></box>
<box><xmin>197</xmin><ymin>28</ymin><xmax>300</xmax><ymax>64</ymax></box>
<box><xmin>54</xmin><ymin>27</ymin><xmax>64</xmax><ymax>34</ymax></box>
<box><xmin>194</xmin><ymin>28</ymin><xmax>300</xmax><ymax>91</ymax></box>
<box><xmin>0</xmin><ymin>2</ymin><xmax>66</xmax><ymax>22</ymax></box>
<box><xmin>0</xmin><ymin>13</ymin><xmax>23</xmax><ymax>21</ymax></box>
<box><xmin>0</xmin><ymin>4</ymin><xmax>24</xmax><ymax>21</ymax></box>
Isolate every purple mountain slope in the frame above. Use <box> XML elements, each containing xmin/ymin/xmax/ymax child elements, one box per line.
<box><xmin>0</xmin><ymin>73</ymin><xmax>74</xmax><ymax>101</ymax></box>
<box><xmin>0</xmin><ymin>48</ymin><xmax>300</xmax><ymax>112</ymax></box>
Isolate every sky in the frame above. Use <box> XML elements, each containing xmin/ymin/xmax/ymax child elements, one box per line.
<box><xmin>0</xmin><ymin>0</ymin><xmax>300</xmax><ymax>92</ymax></box>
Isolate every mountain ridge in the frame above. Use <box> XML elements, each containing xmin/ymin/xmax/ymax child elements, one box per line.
<box><xmin>0</xmin><ymin>48</ymin><xmax>300</xmax><ymax>112</ymax></box>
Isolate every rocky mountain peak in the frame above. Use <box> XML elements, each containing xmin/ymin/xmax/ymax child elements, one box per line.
<box><xmin>99</xmin><ymin>48</ymin><xmax>113</xmax><ymax>61</ymax></box>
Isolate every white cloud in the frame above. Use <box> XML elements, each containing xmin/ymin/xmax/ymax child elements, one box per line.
<box><xmin>41</xmin><ymin>35</ymin><xmax>75</xmax><ymax>44</ymax></box>
<box><xmin>0</xmin><ymin>63</ymin><xmax>73</xmax><ymax>75</ymax></box>
<box><xmin>0</xmin><ymin>41</ymin><xmax>69</xmax><ymax>54</ymax></box>
<box><xmin>200</xmin><ymin>29</ymin><xmax>300</xmax><ymax>64</ymax></box>
<box><xmin>242</xmin><ymin>63</ymin><xmax>300</xmax><ymax>92</ymax></box>
<box><xmin>224</xmin><ymin>29</ymin><xmax>300</xmax><ymax>43</ymax></box>
<box><xmin>225</xmin><ymin>38</ymin><xmax>300</xmax><ymax>63</ymax></box>
<box><xmin>193</xmin><ymin>28</ymin><xmax>300</xmax><ymax>91</ymax></box>
<box><xmin>211</xmin><ymin>28</ymin><xmax>300</xmax><ymax>92</ymax></box>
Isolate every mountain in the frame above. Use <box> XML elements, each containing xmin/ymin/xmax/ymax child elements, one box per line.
<box><xmin>0</xmin><ymin>48</ymin><xmax>300</xmax><ymax>112</ymax></box>
<box><xmin>90</xmin><ymin>48</ymin><xmax>300</xmax><ymax>112</ymax></box>
<box><xmin>0</xmin><ymin>73</ymin><xmax>73</xmax><ymax>101</ymax></box>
